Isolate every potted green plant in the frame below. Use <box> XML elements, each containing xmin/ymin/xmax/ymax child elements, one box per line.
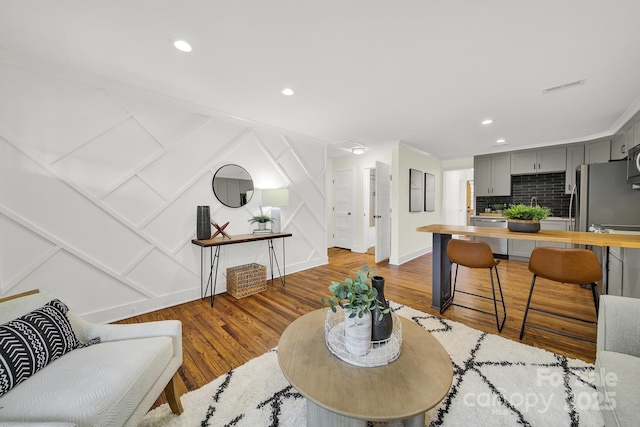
<box><xmin>323</xmin><ymin>265</ymin><xmax>389</xmax><ymax>355</ymax></box>
<box><xmin>502</xmin><ymin>204</ymin><xmax>551</xmax><ymax>232</ymax></box>
<box><xmin>248</xmin><ymin>208</ymin><xmax>273</xmax><ymax>230</ymax></box>
<box><xmin>491</xmin><ymin>203</ymin><xmax>505</xmax><ymax>214</ymax></box>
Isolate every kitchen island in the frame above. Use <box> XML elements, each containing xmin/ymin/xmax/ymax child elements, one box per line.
<box><xmin>417</xmin><ymin>224</ymin><xmax>640</xmax><ymax>311</ymax></box>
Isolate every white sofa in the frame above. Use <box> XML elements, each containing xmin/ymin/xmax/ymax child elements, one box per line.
<box><xmin>0</xmin><ymin>290</ymin><xmax>184</xmax><ymax>426</ymax></box>
<box><xmin>596</xmin><ymin>295</ymin><xmax>640</xmax><ymax>427</ymax></box>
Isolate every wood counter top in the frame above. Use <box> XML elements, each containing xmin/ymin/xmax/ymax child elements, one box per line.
<box><xmin>417</xmin><ymin>224</ymin><xmax>640</xmax><ymax>249</ymax></box>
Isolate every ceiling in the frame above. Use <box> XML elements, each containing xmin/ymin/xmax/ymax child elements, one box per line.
<box><xmin>2</xmin><ymin>0</ymin><xmax>640</xmax><ymax>160</ymax></box>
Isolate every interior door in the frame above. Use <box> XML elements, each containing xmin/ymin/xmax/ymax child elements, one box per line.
<box><xmin>333</xmin><ymin>168</ymin><xmax>353</xmax><ymax>250</ymax></box>
<box><xmin>375</xmin><ymin>161</ymin><xmax>391</xmax><ymax>262</ymax></box>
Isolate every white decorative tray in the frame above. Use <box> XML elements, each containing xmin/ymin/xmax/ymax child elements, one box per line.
<box><xmin>324</xmin><ymin>309</ymin><xmax>402</xmax><ymax>367</ymax></box>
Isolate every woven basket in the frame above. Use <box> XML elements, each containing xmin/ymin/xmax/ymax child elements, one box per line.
<box><xmin>226</xmin><ymin>263</ymin><xmax>267</xmax><ymax>299</ymax></box>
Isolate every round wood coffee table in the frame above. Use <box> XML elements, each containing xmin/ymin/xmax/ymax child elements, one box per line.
<box><xmin>278</xmin><ymin>309</ymin><xmax>453</xmax><ymax>426</ymax></box>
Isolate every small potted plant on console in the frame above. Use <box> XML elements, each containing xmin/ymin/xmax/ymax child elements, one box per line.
<box><xmin>502</xmin><ymin>204</ymin><xmax>551</xmax><ymax>233</ymax></box>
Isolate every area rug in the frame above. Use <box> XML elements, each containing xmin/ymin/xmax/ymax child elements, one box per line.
<box><xmin>140</xmin><ymin>302</ymin><xmax>604</xmax><ymax>427</ymax></box>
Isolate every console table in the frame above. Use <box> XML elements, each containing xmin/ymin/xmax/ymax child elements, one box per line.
<box><xmin>417</xmin><ymin>224</ymin><xmax>640</xmax><ymax>311</ymax></box>
<box><xmin>192</xmin><ymin>232</ymin><xmax>292</xmax><ymax>306</ymax></box>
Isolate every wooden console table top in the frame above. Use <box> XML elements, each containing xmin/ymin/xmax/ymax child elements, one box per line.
<box><xmin>191</xmin><ymin>232</ymin><xmax>292</xmax><ymax>247</ymax></box>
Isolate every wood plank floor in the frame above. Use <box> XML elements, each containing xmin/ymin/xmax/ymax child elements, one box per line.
<box><xmin>119</xmin><ymin>247</ymin><xmax>598</xmax><ymax>409</ymax></box>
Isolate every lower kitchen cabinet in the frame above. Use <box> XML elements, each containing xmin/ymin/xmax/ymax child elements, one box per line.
<box><xmin>508</xmin><ymin>220</ymin><xmax>571</xmax><ymax>261</ymax></box>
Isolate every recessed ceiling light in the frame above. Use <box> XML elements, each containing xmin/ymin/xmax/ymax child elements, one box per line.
<box><xmin>351</xmin><ymin>147</ymin><xmax>365</xmax><ymax>155</ymax></box>
<box><xmin>173</xmin><ymin>40</ymin><xmax>192</xmax><ymax>52</ymax></box>
<box><xmin>496</xmin><ymin>139</ymin><xmax>507</xmax><ymax>144</ymax></box>
<box><xmin>282</xmin><ymin>88</ymin><xmax>295</xmax><ymax>96</ymax></box>
<box><xmin>482</xmin><ymin>119</ymin><xmax>493</xmax><ymax>125</ymax></box>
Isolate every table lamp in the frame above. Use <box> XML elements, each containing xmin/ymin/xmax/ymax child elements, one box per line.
<box><xmin>262</xmin><ymin>189</ymin><xmax>289</xmax><ymax>233</ymax></box>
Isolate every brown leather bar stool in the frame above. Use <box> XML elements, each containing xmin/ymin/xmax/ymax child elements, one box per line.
<box><xmin>445</xmin><ymin>239</ymin><xmax>506</xmax><ymax>332</ymax></box>
<box><xmin>519</xmin><ymin>246</ymin><xmax>601</xmax><ymax>342</ymax></box>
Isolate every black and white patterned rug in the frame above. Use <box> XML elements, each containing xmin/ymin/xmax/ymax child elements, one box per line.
<box><xmin>141</xmin><ymin>302</ymin><xmax>603</xmax><ymax>427</ymax></box>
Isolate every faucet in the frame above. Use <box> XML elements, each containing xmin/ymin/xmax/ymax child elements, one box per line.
<box><xmin>530</xmin><ymin>196</ymin><xmax>538</xmax><ymax>207</ymax></box>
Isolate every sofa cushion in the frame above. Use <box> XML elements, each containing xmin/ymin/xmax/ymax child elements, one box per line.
<box><xmin>0</xmin><ymin>336</ymin><xmax>173</xmax><ymax>427</ymax></box>
<box><xmin>0</xmin><ymin>300</ymin><xmax>79</xmax><ymax>397</ymax></box>
<box><xmin>595</xmin><ymin>350</ymin><xmax>640</xmax><ymax>427</ymax></box>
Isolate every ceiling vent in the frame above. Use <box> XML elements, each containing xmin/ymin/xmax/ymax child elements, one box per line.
<box><xmin>542</xmin><ymin>78</ymin><xmax>586</xmax><ymax>94</ymax></box>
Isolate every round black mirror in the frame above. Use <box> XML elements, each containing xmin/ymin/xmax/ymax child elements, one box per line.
<box><xmin>212</xmin><ymin>164</ymin><xmax>254</xmax><ymax>208</ymax></box>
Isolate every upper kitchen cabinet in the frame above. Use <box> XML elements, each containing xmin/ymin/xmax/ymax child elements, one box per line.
<box><xmin>585</xmin><ymin>138</ymin><xmax>611</xmax><ymax>163</ymax></box>
<box><xmin>510</xmin><ymin>147</ymin><xmax>566</xmax><ymax>175</ymax></box>
<box><xmin>565</xmin><ymin>144</ymin><xmax>585</xmax><ymax>194</ymax></box>
<box><xmin>611</xmin><ymin>123</ymin><xmax>633</xmax><ymax>160</ymax></box>
<box><xmin>474</xmin><ymin>153</ymin><xmax>511</xmax><ymax>196</ymax></box>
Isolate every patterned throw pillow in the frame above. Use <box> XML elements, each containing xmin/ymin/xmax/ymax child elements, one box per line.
<box><xmin>0</xmin><ymin>299</ymin><xmax>79</xmax><ymax>397</ymax></box>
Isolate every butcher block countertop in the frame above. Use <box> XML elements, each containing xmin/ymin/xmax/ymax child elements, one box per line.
<box><xmin>417</xmin><ymin>224</ymin><xmax>640</xmax><ymax>249</ymax></box>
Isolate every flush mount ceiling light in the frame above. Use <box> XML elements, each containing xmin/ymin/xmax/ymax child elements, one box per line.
<box><xmin>173</xmin><ymin>40</ymin><xmax>192</xmax><ymax>52</ymax></box>
<box><xmin>281</xmin><ymin>88</ymin><xmax>295</xmax><ymax>96</ymax></box>
<box><xmin>481</xmin><ymin>119</ymin><xmax>493</xmax><ymax>125</ymax></box>
<box><xmin>351</xmin><ymin>146</ymin><xmax>366</xmax><ymax>155</ymax></box>
<box><xmin>496</xmin><ymin>139</ymin><xmax>507</xmax><ymax>144</ymax></box>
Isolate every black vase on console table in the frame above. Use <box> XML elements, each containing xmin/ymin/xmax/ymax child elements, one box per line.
<box><xmin>371</xmin><ymin>276</ymin><xmax>393</xmax><ymax>341</ymax></box>
<box><xmin>196</xmin><ymin>206</ymin><xmax>211</xmax><ymax>240</ymax></box>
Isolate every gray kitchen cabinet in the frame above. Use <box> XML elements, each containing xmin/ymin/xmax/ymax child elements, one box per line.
<box><xmin>607</xmin><ymin>247</ymin><xmax>623</xmax><ymax>296</ymax></box>
<box><xmin>511</xmin><ymin>147</ymin><xmax>566</xmax><ymax>175</ymax></box>
<box><xmin>508</xmin><ymin>220</ymin><xmax>571</xmax><ymax>261</ymax></box>
<box><xmin>611</xmin><ymin>123</ymin><xmax>633</xmax><ymax>161</ymax></box>
<box><xmin>508</xmin><ymin>238</ymin><xmax>536</xmax><ymax>259</ymax></box>
<box><xmin>565</xmin><ymin>144</ymin><xmax>585</xmax><ymax>194</ymax></box>
<box><xmin>585</xmin><ymin>138</ymin><xmax>611</xmax><ymax>163</ymax></box>
<box><xmin>474</xmin><ymin>153</ymin><xmax>511</xmax><ymax>196</ymax></box>
<box><xmin>635</xmin><ymin>115</ymin><xmax>640</xmax><ymax>149</ymax></box>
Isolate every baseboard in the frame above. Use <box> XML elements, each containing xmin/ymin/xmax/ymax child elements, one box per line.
<box><xmin>392</xmin><ymin>245</ymin><xmax>432</xmax><ymax>266</ymax></box>
<box><xmin>82</xmin><ymin>257</ymin><xmax>330</xmax><ymax>324</ymax></box>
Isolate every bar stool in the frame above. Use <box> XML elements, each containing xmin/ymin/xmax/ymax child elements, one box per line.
<box><xmin>445</xmin><ymin>239</ymin><xmax>506</xmax><ymax>332</ymax></box>
<box><xmin>519</xmin><ymin>246</ymin><xmax>601</xmax><ymax>342</ymax></box>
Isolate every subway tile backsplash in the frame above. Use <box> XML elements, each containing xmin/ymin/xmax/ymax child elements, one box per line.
<box><xmin>476</xmin><ymin>172</ymin><xmax>571</xmax><ymax>217</ymax></box>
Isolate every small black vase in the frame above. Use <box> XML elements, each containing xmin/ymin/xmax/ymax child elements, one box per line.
<box><xmin>196</xmin><ymin>206</ymin><xmax>211</xmax><ymax>240</ymax></box>
<box><xmin>371</xmin><ymin>276</ymin><xmax>393</xmax><ymax>341</ymax></box>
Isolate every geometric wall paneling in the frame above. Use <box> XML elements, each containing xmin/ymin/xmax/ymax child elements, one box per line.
<box><xmin>0</xmin><ymin>138</ymin><xmax>151</xmax><ymax>274</ymax></box>
<box><xmin>112</xmin><ymin>91</ymin><xmax>210</xmax><ymax>148</ymax></box>
<box><xmin>125</xmin><ymin>248</ymin><xmax>198</xmax><ymax>297</ymax></box>
<box><xmin>101</xmin><ymin>176</ymin><xmax>167</xmax><ymax>228</ymax></box>
<box><xmin>52</xmin><ymin>117</ymin><xmax>163</xmax><ymax>197</ymax></box>
<box><xmin>252</xmin><ymin>128</ymin><xmax>291</xmax><ymax>160</ymax></box>
<box><xmin>137</xmin><ymin>118</ymin><xmax>250</xmax><ymax>199</ymax></box>
<box><xmin>287</xmin><ymin>136</ymin><xmax>326</xmax><ymax>181</ymax></box>
<box><xmin>0</xmin><ymin>57</ymin><xmax>328</xmax><ymax>321</ymax></box>
<box><xmin>142</xmin><ymin>173</ymin><xmax>215</xmax><ymax>254</ymax></box>
<box><xmin>0</xmin><ymin>212</ymin><xmax>56</xmax><ymax>288</ymax></box>
<box><xmin>0</xmin><ymin>64</ymin><xmax>130</xmax><ymax>164</ymax></box>
<box><xmin>15</xmin><ymin>249</ymin><xmax>149</xmax><ymax>318</ymax></box>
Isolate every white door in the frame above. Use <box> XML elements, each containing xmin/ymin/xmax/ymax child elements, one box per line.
<box><xmin>333</xmin><ymin>168</ymin><xmax>353</xmax><ymax>250</ymax></box>
<box><xmin>375</xmin><ymin>161</ymin><xmax>391</xmax><ymax>262</ymax></box>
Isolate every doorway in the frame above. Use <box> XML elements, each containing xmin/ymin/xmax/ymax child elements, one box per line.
<box><xmin>443</xmin><ymin>168</ymin><xmax>474</xmax><ymax>226</ymax></box>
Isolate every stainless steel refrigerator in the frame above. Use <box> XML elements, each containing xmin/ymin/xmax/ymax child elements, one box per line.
<box><xmin>575</xmin><ymin>160</ymin><xmax>640</xmax><ymax>232</ymax></box>
<box><xmin>574</xmin><ymin>160</ymin><xmax>640</xmax><ymax>298</ymax></box>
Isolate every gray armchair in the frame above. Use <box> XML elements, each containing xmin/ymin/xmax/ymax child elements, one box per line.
<box><xmin>596</xmin><ymin>295</ymin><xmax>640</xmax><ymax>427</ymax></box>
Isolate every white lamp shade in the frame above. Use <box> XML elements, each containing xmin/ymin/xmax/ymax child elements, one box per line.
<box><xmin>262</xmin><ymin>189</ymin><xmax>289</xmax><ymax>207</ymax></box>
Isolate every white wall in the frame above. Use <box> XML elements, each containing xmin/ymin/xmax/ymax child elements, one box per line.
<box><xmin>0</xmin><ymin>53</ymin><xmax>328</xmax><ymax>322</ymax></box>
<box><xmin>392</xmin><ymin>143</ymin><xmax>443</xmax><ymax>265</ymax></box>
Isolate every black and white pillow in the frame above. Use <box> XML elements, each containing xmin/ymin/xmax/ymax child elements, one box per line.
<box><xmin>0</xmin><ymin>299</ymin><xmax>79</xmax><ymax>397</ymax></box>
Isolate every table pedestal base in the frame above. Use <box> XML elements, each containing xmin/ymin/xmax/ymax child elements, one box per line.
<box><xmin>307</xmin><ymin>401</ymin><xmax>425</xmax><ymax>427</ymax></box>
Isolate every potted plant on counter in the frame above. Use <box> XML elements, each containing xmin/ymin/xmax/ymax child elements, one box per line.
<box><xmin>323</xmin><ymin>265</ymin><xmax>389</xmax><ymax>355</ymax></box>
<box><xmin>502</xmin><ymin>204</ymin><xmax>551</xmax><ymax>233</ymax></box>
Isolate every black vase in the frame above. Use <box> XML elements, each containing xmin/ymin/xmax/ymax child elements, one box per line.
<box><xmin>371</xmin><ymin>276</ymin><xmax>393</xmax><ymax>341</ymax></box>
<box><xmin>196</xmin><ymin>206</ymin><xmax>211</xmax><ymax>240</ymax></box>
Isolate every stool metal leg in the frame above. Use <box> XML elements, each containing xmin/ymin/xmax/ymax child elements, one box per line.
<box><xmin>590</xmin><ymin>283</ymin><xmax>599</xmax><ymax>315</ymax></box>
<box><xmin>490</xmin><ymin>266</ymin><xmax>506</xmax><ymax>332</ymax></box>
<box><xmin>519</xmin><ymin>274</ymin><xmax>537</xmax><ymax>339</ymax></box>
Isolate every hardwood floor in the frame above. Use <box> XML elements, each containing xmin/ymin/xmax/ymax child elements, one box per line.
<box><xmin>119</xmin><ymin>247</ymin><xmax>598</xmax><ymax>408</ymax></box>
